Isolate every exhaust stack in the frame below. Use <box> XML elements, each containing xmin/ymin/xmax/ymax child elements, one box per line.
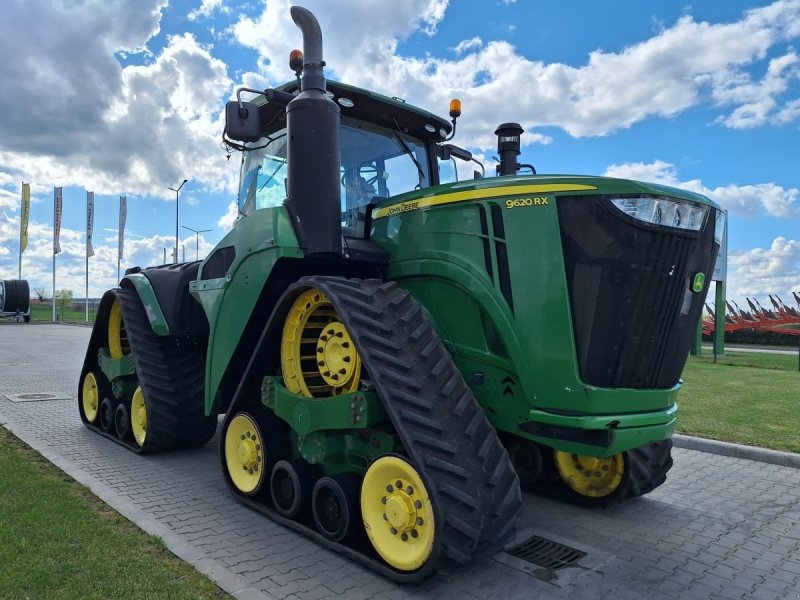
<box><xmin>285</xmin><ymin>6</ymin><xmax>342</xmax><ymax>256</ymax></box>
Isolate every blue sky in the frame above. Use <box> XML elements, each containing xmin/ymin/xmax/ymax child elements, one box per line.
<box><xmin>0</xmin><ymin>0</ymin><xmax>798</xmax><ymax>306</ymax></box>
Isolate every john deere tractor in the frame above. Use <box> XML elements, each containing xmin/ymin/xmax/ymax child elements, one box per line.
<box><xmin>79</xmin><ymin>6</ymin><xmax>722</xmax><ymax>581</ymax></box>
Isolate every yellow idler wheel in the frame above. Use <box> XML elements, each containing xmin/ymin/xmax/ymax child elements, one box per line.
<box><xmin>81</xmin><ymin>372</ymin><xmax>100</xmax><ymax>423</ymax></box>
<box><xmin>361</xmin><ymin>456</ymin><xmax>435</xmax><ymax>572</ymax></box>
<box><xmin>224</xmin><ymin>413</ymin><xmax>266</xmax><ymax>495</ymax></box>
<box><xmin>108</xmin><ymin>298</ymin><xmax>130</xmax><ymax>359</ymax></box>
<box><xmin>554</xmin><ymin>450</ymin><xmax>624</xmax><ymax>498</ymax></box>
<box><xmin>281</xmin><ymin>287</ymin><xmax>362</xmax><ymax>398</ymax></box>
<box><xmin>130</xmin><ymin>387</ymin><xmax>147</xmax><ymax>447</ymax></box>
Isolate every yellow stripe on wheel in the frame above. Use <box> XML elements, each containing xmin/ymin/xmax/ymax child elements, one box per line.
<box><xmin>361</xmin><ymin>456</ymin><xmax>435</xmax><ymax>572</ymax></box>
<box><xmin>224</xmin><ymin>413</ymin><xmax>266</xmax><ymax>495</ymax></box>
<box><xmin>131</xmin><ymin>387</ymin><xmax>147</xmax><ymax>447</ymax></box>
<box><xmin>108</xmin><ymin>298</ymin><xmax>129</xmax><ymax>359</ymax></box>
<box><xmin>82</xmin><ymin>372</ymin><xmax>100</xmax><ymax>424</ymax></box>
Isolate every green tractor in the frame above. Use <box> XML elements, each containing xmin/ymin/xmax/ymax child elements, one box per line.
<box><xmin>79</xmin><ymin>6</ymin><xmax>722</xmax><ymax>581</ymax></box>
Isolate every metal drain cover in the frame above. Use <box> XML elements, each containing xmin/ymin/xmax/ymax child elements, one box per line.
<box><xmin>506</xmin><ymin>535</ymin><xmax>586</xmax><ymax>569</ymax></box>
<box><xmin>494</xmin><ymin>529</ymin><xmax>611</xmax><ymax>587</ymax></box>
<box><xmin>4</xmin><ymin>392</ymin><xmax>71</xmax><ymax>403</ymax></box>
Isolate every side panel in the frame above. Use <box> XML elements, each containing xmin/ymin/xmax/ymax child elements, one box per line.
<box><xmin>192</xmin><ymin>207</ymin><xmax>303</xmax><ymax>414</ymax></box>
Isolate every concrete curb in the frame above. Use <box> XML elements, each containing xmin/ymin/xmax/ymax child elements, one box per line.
<box><xmin>673</xmin><ymin>433</ymin><xmax>800</xmax><ymax>469</ymax></box>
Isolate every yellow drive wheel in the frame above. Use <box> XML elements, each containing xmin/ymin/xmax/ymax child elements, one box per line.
<box><xmin>554</xmin><ymin>450</ymin><xmax>624</xmax><ymax>498</ymax></box>
<box><xmin>361</xmin><ymin>456</ymin><xmax>436</xmax><ymax>572</ymax></box>
<box><xmin>82</xmin><ymin>371</ymin><xmax>100</xmax><ymax>423</ymax></box>
<box><xmin>281</xmin><ymin>287</ymin><xmax>362</xmax><ymax>398</ymax></box>
<box><xmin>108</xmin><ymin>298</ymin><xmax>130</xmax><ymax>359</ymax></box>
<box><xmin>130</xmin><ymin>387</ymin><xmax>147</xmax><ymax>447</ymax></box>
<box><xmin>224</xmin><ymin>413</ymin><xmax>266</xmax><ymax>495</ymax></box>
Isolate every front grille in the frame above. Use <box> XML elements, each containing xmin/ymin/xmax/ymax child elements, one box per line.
<box><xmin>557</xmin><ymin>195</ymin><xmax>718</xmax><ymax>389</ymax></box>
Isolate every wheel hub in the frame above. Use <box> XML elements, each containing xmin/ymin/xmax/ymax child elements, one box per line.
<box><xmin>385</xmin><ymin>489</ymin><xmax>416</xmax><ymax>532</ymax></box>
<box><xmin>237</xmin><ymin>437</ymin><xmax>259</xmax><ymax>469</ymax></box>
<box><xmin>316</xmin><ymin>322</ymin><xmax>359</xmax><ymax>387</ymax></box>
<box><xmin>555</xmin><ymin>451</ymin><xmax>624</xmax><ymax>498</ymax></box>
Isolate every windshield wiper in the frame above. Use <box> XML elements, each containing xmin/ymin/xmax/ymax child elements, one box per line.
<box><xmin>392</xmin><ymin>118</ymin><xmax>425</xmax><ymax>182</ymax></box>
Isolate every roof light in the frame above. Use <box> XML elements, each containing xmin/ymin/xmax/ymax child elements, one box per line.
<box><xmin>289</xmin><ymin>49</ymin><xmax>303</xmax><ymax>74</ymax></box>
<box><xmin>449</xmin><ymin>99</ymin><xmax>462</xmax><ymax>118</ymax></box>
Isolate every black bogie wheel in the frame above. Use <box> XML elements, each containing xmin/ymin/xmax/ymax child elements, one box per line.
<box><xmin>99</xmin><ymin>398</ymin><xmax>115</xmax><ymax>433</ymax></box>
<box><xmin>114</xmin><ymin>403</ymin><xmax>131</xmax><ymax>441</ymax></box>
<box><xmin>312</xmin><ymin>474</ymin><xmax>360</xmax><ymax>542</ymax></box>
<box><xmin>270</xmin><ymin>459</ymin><xmax>317</xmax><ymax>519</ymax></box>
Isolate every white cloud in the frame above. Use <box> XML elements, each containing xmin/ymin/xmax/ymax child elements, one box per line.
<box><xmin>604</xmin><ymin>160</ymin><xmax>799</xmax><ymax>218</ymax></box>
<box><xmin>727</xmin><ymin>237</ymin><xmax>800</xmax><ymax>300</ymax></box>
<box><xmin>233</xmin><ymin>0</ymin><xmax>800</xmax><ymax>152</ymax></box>
<box><xmin>0</xmin><ymin>2</ymin><xmax>236</xmax><ymax>201</ymax></box>
<box><xmin>188</xmin><ymin>0</ymin><xmax>230</xmax><ymax>22</ymax></box>
<box><xmin>453</xmin><ymin>37</ymin><xmax>482</xmax><ymax>55</ymax></box>
<box><xmin>710</xmin><ymin>50</ymin><xmax>800</xmax><ymax>128</ymax></box>
<box><xmin>217</xmin><ymin>201</ymin><xmax>240</xmax><ymax>232</ymax></box>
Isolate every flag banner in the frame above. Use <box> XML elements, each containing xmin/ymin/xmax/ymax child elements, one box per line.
<box><xmin>20</xmin><ymin>183</ymin><xmax>30</xmax><ymax>253</ymax></box>
<box><xmin>54</xmin><ymin>187</ymin><xmax>63</xmax><ymax>254</ymax></box>
<box><xmin>118</xmin><ymin>196</ymin><xmax>127</xmax><ymax>260</ymax></box>
<box><xmin>87</xmin><ymin>191</ymin><xmax>95</xmax><ymax>258</ymax></box>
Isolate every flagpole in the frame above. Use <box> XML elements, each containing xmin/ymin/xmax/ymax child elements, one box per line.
<box><xmin>18</xmin><ymin>182</ymin><xmax>22</xmax><ymax>280</ymax></box>
<box><xmin>52</xmin><ymin>186</ymin><xmax>56</xmax><ymax>323</ymax></box>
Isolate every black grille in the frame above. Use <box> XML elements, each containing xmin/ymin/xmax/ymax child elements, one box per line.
<box><xmin>557</xmin><ymin>195</ymin><xmax>718</xmax><ymax>389</ymax></box>
<box><xmin>506</xmin><ymin>535</ymin><xmax>587</xmax><ymax>570</ymax></box>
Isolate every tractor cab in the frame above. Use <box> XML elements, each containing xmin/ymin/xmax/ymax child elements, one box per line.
<box><xmin>234</xmin><ymin>81</ymin><xmax>455</xmax><ymax>239</ymax></box>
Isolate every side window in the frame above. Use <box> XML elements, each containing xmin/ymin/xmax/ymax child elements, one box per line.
<box><xmin>438</xmin><ymin>157</ymin><xmax>458</xmax><ymax>185</ymax></box>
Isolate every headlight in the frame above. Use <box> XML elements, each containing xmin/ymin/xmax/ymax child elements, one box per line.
<box><xmin>609</xmin><ymin>197</ymin><xmax>709</xmax><ymax>232</ymax></box>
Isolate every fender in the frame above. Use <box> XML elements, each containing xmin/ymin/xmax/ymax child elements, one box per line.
<box><xmin>122</xmin><ymin>262</ymin><xmax>208</xmax><ymax>338</ymax></box>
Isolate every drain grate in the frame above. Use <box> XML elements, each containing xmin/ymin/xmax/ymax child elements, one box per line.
<box><xmin>4</xmin><ymin>392</ymin><xmax>71</xmax><ymax>403</ymax></box>
<box><xmin>506</xmin><ymin>534</ymin><xmax>587</xmax><ymax>570</ymax></box>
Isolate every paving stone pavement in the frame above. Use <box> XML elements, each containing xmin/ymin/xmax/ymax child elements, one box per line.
<box><xmin>1</xmin><ymin>324</ymin><xmax>799</xmax><ymax>600</ymax></box>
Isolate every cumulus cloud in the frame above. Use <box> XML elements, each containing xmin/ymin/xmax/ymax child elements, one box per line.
<box><xmin>727</xmin><ymin>237</ymin><xmax>800</xmax><ymax>300</ymax></box>
<box><xmin>604</xmin><ymin>160</ymin><xmax>799</xmax><ymax>218</ymax></box>
<box><xmin>0</xmin><ymin>1</ymin><xmax>236</xmax><ymax>200</ymax></box>
<box><xmin>235</xmin><ymin>0</ymin><xmax>800</xmax><ymax>148</ymax></box>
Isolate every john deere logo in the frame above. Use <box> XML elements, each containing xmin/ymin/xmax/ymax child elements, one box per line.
<box><xmin>691</xmin><ymin>272</ymin><xmax>706</xmax><ymax>293</ymax></box>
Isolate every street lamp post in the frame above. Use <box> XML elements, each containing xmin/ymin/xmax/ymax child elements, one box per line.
<box><xmin>181</xmin><ymin>225</ymin><xmax>213</xmax><ymax>261</ymax></box>
<box><xmin>168</xmin><ymin>179</ymin><xmax>188</xmax><ymax>263</ymax></box>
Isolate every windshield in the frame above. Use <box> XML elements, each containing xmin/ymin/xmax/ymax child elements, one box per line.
<box><xmin>238</xmin><ymin>116</ymin><xmax>431</xmax><ymax>236</ymax></box>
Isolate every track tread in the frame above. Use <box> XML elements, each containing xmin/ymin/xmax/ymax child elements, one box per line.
<box><xmin>303</xmin><ymin>276</ymin><xmax>521</xmax><ymax>567</ymax></box>
<box><xmin>116</xmin><ymin>287</ymin><xmax>216</xmax><ymax>452</ymax></box>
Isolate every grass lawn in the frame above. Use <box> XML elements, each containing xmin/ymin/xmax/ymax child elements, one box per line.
<box><xmin>28</xmin><ymin>301</ymin><xmax>97</xmax><ymax>324</ymax></box>
<box><xmin>678</xmin><ymin>352</ymin><xmax>800</xmax><ymax>453</ymax></box>
<box><xmin>0</xmin><ymin>426</ymin><xmax>230</xmax><ymax>600</ymax></box>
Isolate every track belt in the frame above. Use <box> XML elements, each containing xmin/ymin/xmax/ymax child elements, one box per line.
<box><xmin>222</xmin><ymin>276</ymin><xmax>521</xmax><ymax>581</ymax></box>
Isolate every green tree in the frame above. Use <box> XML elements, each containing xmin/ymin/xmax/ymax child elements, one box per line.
<box><xmin>55</xmin><ymin>289</ymin><xmax>73</xmax><ymax>322</ymax></box>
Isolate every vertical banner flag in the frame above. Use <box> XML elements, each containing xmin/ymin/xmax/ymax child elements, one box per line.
<box><xmin>86</xmin><ymin>191</ymin><xmax>95</xmax><ymax>257</ymax></box>
<box><xmin>20</xmin><ymin>183</ymin><xmax>30</xmax><ymax>253</ymax></box>
<box><xmin>118</xmin><ymin>196</ymin><xmax>127</xmax><ymax>260</ymax></box>
<box><xmin>54</xmin><ymin>187</ymin><xmax>63</xmax><ymax>254</ymax></box>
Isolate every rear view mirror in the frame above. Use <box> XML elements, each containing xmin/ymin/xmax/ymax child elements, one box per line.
<box><xmin>225</xmin><ymin>101</ymin><xmax>261</xmax><ymax>142</ymax></box>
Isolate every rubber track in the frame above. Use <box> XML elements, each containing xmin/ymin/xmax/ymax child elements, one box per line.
<box><xmin>117</xmin><ymin>287</ymin><xmax>216</xmax><ymax>452</ymax></box>
<box><xmin>530</xmin><ymin>439</ymin><xmax>673</xmax><ymax>508</ymax></box>
<box><xmin>304</xmin><ymin>277</ymin><xmax>521</xmax><ymax>566</ymax></box>
<box><xmin>81</xmin><ymin>288</ymin><xmax>216</xmax><ymax>453</ymax></box>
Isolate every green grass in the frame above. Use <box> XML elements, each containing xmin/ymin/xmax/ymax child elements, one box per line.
<box><xmin>25</xmin><ymin>301</ymin><xmax>96</xmax><ymax>323</ymax></box>
<box><xmin>0</xmin><ymin>426</ymin><xmax>230</xmax><ymax>600</ymax></box>
<box><xmin>678</xmin><ymin>352</ymin><xmax>800</xmax><ymax>453</ymax></box>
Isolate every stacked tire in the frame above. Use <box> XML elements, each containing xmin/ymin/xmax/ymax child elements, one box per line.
<box><xmin>0</xmin><ymin>280</ymin><xmax>30</xmax><ymax>322</ymax></box>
